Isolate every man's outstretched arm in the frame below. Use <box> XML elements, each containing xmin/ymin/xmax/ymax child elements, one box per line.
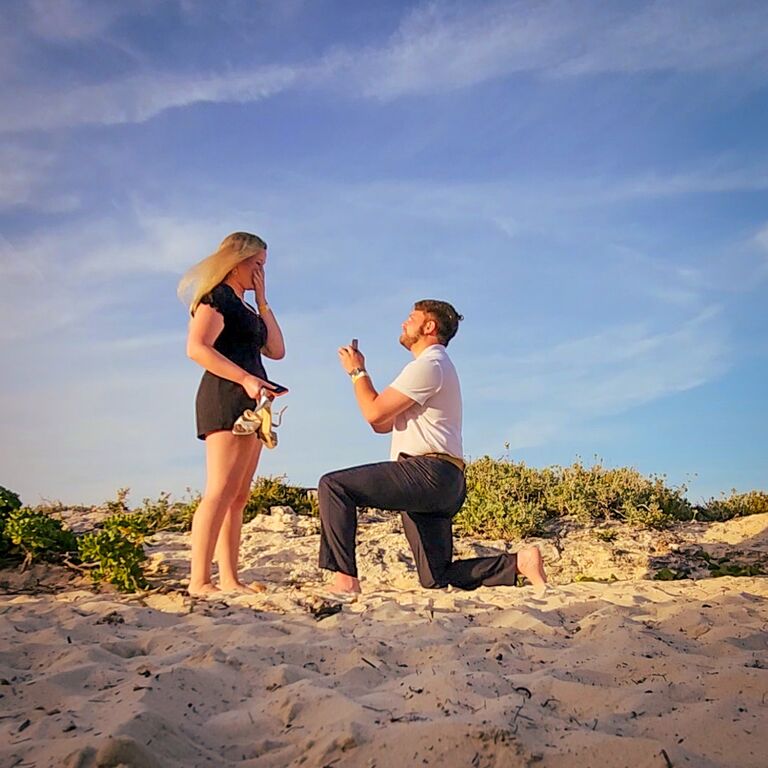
<box><xmin>337</xmin><ymin>344</ymin><xmax>415</xmax><ymax>431</ymax></box>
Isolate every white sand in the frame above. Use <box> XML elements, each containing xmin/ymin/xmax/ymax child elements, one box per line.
<box><xmin>1</xmin><ymin>511</ymin><xmax>766</xmax><ymax>767</ymax></box>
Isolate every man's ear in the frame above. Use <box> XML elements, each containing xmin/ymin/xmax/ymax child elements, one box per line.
<box><xmin>424</xmin><ymin>317</ymin><xmax>438</xmax><ymax>337</ymax></box>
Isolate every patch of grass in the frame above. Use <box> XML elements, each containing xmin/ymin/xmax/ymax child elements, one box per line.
<box><xmin>694</xmin><ymin>549</ymin><xmax>766</xmax><ymax>578</ymax></box>
<box><xmin>573</xmin><ymin>573</ymin><xmax>618</xmax><ymax>583</ymax></box>
<box><xmin>652</xmin><ymin>567</ymin><xmax>687</xmax><ymax>581</ymax></box>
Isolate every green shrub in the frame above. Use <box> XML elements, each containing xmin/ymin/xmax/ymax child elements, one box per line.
<box><xmin>652</xmin><ymin>567</ymin><xmax>686</xmax><ymax>581</ymax></box>
<box><xmin>457</xmin><ymin>458</ymin><xmax>552</xmax><ymax>539</ymax></box>
<box><xmin>102</xmin><ymin>487</ymin><xmax>132</xmax><ymax>516</ymax></box>
<box><xmin>4</xmin><ymin>507</ymin><xmax>76</xmax><ymax>563</ymax></box>
<box><xmin>544</xmin><ymin>462</ymin><xmax>692</xmax><ymax>527</ymax></box>
<box><xmin>74</xmin><ymin>488</ymin><xmax>197</xmax><ymax>592</ymax></box>
<box><xmin>0</xmin><ymin>486</ymin><xmax>22</xmax><ymax>556</ymax></box>
<box><xmin>97</xmin><ymin>489</ymin><xmax>200</xmax><ymax>535</ymax></box>
<box><xmin>136</xmin><ymin>489</ymin><xmax>200</xmax><ymax>531</ymax></box>
<box><xmin>0</xmin><ymin>485</ymin><xmax>22</xmax><ymax>519</ymax></box>
<box><xmin>456</xmin><ymin>457</ymin><xmax>694</xmax><ymax>539</ymax></box>
<box><xmin>243</xmin><ymin>476</ymin><xmax>318</xmax><ymax>522</ymax></box>
<box><xmin>103</xmin><ymin>511</ymin><xmax>155</xmax><ymax>536</ymax></box>
<box><xmin>78</xmin><ymin>528</ymin><xmax>148</xmax><ymax>592</ymax></box>
<box><xmin>699</xmin><ymin>490</ymin><xmax>768</xmax><ymax>522</ymax></box>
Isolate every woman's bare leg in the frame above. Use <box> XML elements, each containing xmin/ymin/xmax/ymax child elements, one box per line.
<box><xmin>216</xmin><ymin>437</ymin><xmax>263</xmax><ymax>591</ymax></box>
<box><xmin>188</xmin><ymin>431</ymin><xmax>255</xmax><ymax>596</ymax></box>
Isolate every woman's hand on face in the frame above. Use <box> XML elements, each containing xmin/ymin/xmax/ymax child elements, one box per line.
<box><xmin>251</xmin><ymin>264</ymin><xmax>266</xmax><ymax>304</ymax></box>
<box><xmin>338</xmin><ymin>345</ymin><xmax>365</xmax><ymax>374</ymax></box>
<box><xmin>242</xmin><ymin>374</ymin><xmax>275</xmax><ymax>400</ymax></box>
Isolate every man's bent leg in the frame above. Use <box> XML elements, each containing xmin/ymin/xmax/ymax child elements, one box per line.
<box><xmin>318</xmin><ymin>459</ymin><xmax>451</xmax><ymax>579</ymax></box>
<box><xmin>445</xmin><ymin>553</ymin><xmax>518</xmax><ymax>590</ymax></box>
<box><xmin>446</xmin><ymin>546</ymin><xmax>548</xmax><ymax>590</ymax></box>
<box><xmin>396</xmin><ymin>457</ymin><xmax>467</xmax><ymax>588</ymax></box>
<box><xmin>401</xmin><ymin>513</ymin><xmax>454</xmax><ymax>588</ymax></box>
<box><xmin>318</xmin><ymin>469</ymin><xmax>360</xmax><ymax>577</ymax></box>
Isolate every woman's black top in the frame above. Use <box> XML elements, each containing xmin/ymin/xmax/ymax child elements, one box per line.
<box><xmin>194</xmin><ymin>283</ymin><xmax>268</xmax><ymax>440</ymax></box>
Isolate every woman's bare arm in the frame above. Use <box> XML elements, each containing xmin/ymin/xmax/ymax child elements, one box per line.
<box><xmin>187</xmin><ymin>304</ymin><xmax>272</xmax><ymax>398</ymax></box>
<box><xmin>251</xmin><ymin>263</ymin><xmax>285</xmax><ymax>360</ymax></box>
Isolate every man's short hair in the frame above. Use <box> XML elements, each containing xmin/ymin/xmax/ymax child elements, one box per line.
<box><xmin>414</xmin><ymin>299</ymin><xmax>463</xmax><ymax>346</ymax></box>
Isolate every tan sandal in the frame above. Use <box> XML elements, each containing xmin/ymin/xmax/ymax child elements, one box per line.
<box><xmin>233</xmin><ymin>391</ymin><xmax>286</xmax><ymax>449</ymax></box>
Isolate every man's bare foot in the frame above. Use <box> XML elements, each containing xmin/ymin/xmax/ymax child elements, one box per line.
<box><xmin>188</xmin><ymin>582</ymin><xmax>221</xmax><ymax>598</ymax></box>
<box><xmin>331</xmin><ymin>572</ymin><xmax>361</xmax><ymax>594</ymax></box>
<box><xmin>517</xmin><ymin>546</ymin><xmax>548</xmax><ymax>590</ymax></box>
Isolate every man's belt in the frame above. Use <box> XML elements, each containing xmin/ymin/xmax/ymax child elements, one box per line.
<box><xmin>422</xmin><ymin>452</ymin><xmax>466</xmax><ymax>473</ymax></box>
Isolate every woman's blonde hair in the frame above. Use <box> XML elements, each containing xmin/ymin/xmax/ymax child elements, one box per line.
<box><xmin>177</xmin><ymin>231</ymin><xmax>267</xmax><ymax>314</ymax></box>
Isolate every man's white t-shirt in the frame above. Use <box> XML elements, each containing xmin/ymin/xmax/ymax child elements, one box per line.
<box><xmin>388</xmin><ymin>344</ymin><xmax>463</xmax><ymax>460</ymax></box>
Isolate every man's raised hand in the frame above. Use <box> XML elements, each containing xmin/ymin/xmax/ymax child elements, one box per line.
<box><xmin>338</xmin><ymin>344</ymin><xmax>365</xmax><ymax>374</ymax></box>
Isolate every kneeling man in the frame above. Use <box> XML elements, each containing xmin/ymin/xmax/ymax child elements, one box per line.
<box><xmin>318</xmin><ymin>299</ymin><xmax>547</xmax><ymax>596</ymax></box>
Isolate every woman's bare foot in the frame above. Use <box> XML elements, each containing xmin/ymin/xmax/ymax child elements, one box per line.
<box><xmin>517</xmin><ymin>546</ymin><xmax>548</xmax><ymax>591</ymax></box>
<box><xmin>219</xmin><ymin>580</ymin><xmax>267</xmax><ymax>594</ymax></box>
<box><xmin>331</xmin><ymin>572</ymin><xmax>361</xmax><ymax>594</ymax></box>
<box><xmin>188</xmin><ymin>582</ymin><xmax>221</xmax><ymax>598</ymax></box>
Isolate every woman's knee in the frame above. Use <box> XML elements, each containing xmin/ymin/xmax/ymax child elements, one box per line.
<box><xmin>201</xmin><ymin>486</ymin><xmax>238</xmax><ymax>510</ymax></box>
<box><xmin>230</xmin><ymin>489</ymin><xmax>251</xmax><ymax>512</ymax></box>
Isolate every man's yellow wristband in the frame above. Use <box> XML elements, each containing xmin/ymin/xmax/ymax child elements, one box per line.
<box><xmin>350</xmin><ymin>369</ymin><xmax>369</xmax><ymax>384</ymax></box>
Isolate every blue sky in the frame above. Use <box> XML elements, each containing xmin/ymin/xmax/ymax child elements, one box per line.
<box><xmin>1</xmin><ymin>0</ymin><xmax>766</xmax><ymax>506</ymax></box>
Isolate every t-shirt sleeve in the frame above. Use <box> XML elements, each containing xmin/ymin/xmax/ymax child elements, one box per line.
<box><xmin>389</xmin><ymin>357</ymin><xmax>443</xmax><ymax>405</ymax></box>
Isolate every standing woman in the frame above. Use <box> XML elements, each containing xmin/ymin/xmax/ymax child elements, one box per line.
<box><xmin>178</xmin><ymin>232</ymin><xmax>285</xmax><ymax>596</ymax></box>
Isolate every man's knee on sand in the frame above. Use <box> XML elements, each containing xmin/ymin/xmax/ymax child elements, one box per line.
<box><xmin>414</xmin><ymin>557</ymin><xmax>449</xmax><ymax>589</ymax></box>
<box><xmin>418</xmin><ymin>571</ymin><xmax>445</xmax><ymax>590</ymax></box>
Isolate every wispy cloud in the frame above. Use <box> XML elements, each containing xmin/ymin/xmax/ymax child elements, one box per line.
<box><xmin>325</xmin><ymin>0</ymin><xmax>768</xmax><ymax>99</ymax></box>
<box><xmin>465</xmin><ymin>307</ymin><xmax>728</xmax><ymax>450</ymax></box>
<box><xmin>2</xmin><ymin>66</ymin><xmax>301</xmax><ymax>133</ymax></box>
<box><xmin>4</xmin><ymin>163</ymin><xmax>765</xmax><ymax>345</ymax></box>
<box><xmin>23</xmin><ymin>0</ymin><xmax>134</xmax><ymax>41</ymax></box>
<box><xmin>0</xmin><ymin>144</ymin><xmax>79</xmax><ymax>211</ymax></box>
<box><xmin>0</xmin><ymin>208</ymin><xmax>227</xmax><ymax>344</ymax></box>
<box><xmin>3</xmin><ymin>1</ymin><xmax>767</xmax><ymax>132</ymax></box>
<box><xmin>756</xmin><ymin>223</ymin><xmax>768</xmax><ymax>251</ymax></box>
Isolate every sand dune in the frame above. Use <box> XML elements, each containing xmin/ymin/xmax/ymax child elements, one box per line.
<box><xmin>1</xmin><ymin>511</ymin><xmax>766</xmax><ymax>767</ymax></box>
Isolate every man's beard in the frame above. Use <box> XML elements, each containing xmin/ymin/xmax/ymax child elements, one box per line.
<box><xmin>399</xmin><ymin>325</ymin><xmax>424</xmax><ymax>350</ymax></box>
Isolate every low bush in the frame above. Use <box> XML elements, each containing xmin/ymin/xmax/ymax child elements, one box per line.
<box><xmin>136</xmin><ymin>489</ymin><xmax>200</xmax><ymax>531</ymax></box>
<box><xmin>0</xmin><ymin>485</ymin><xmax>22</xmax><ymax>519</ymax></box>
<box><xmin>100</xmin><ymin>490</ymin><xmax>200</xmax><ymax>536</ymax></box>
<box><xmin>458</xmin><ymin>458</ymin><xmax>552</xmax><ymax>538</ymax></box>
<box><xmin>4</xmin><ymin>507</ymin><xmax>76</xmax><ymax>564</ymax></box>
<box><xmin>456</xmin><ymin>457</ymin><xmax>695</xmax><ymax>539</ymax></box>
<box><xmin>78</xmin><ymin>528</ymin><xmax>148</xmax><ymax>593</ymax></box>
<box><xmin>244</xmin><ymin>475</ymin><xmax>318</xmax><ymax>521</ymax></box>
<box><xmin>546</xmin><ymin>462</ymin><xmax>692</xmax><ymax>526</ymax></box>
<box><xmin>0</xmin><ymin>485</ymin><xmax>22</xmax><ymax>556</ymax></box>
<box><xmin>698</xmin><ymin>490</ymin><xmax>768</xmax><ymax>522</ymax></box>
